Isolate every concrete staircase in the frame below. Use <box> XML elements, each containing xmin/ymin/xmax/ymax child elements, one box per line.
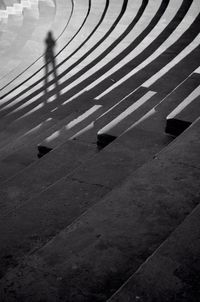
<box><xmin>0</xmin><ymin>110</ymin><xmax>199</xmax><ymax>302</ymax></box>
<box><xmin>108</xmin><ymin>179</ymin><xmax>200</xmax><ymax>301</ymax></box>
<box><xmin>0</xmin><ymin>0</ymin><xmax>199</xmax><ymax>300</ymax></box>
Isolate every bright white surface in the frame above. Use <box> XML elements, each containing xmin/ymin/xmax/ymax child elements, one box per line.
<box><xmin>96</xmin><ymin>0</ymin><xmax>199</xmax><ymax>98</ymax></box>
<box><xmin>143</xmin><ymin>33</ymin><xmax>200</xmax><ymax>87</ymax></box>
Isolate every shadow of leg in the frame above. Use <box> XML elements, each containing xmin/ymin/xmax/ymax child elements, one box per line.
<box><xmin>44</xmin><ymin>60</ymin><xmax>49</xmax><ymax>103</ymax></box>
<box><xmin>52</xmin><ymin>57</ymin><xmax>61</xmax><ymax>100</ymax></box>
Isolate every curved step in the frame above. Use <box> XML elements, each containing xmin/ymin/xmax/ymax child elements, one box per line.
<box><xmin>108</xmin><ymin>204</ymin><xmax>200</xmax><ymax>302</ymax></box>
<box><xmin>0</xmin><ymin>0</ymin><xmax>198</xmax><ymax>175</ymax></box>
<box><xmin>0</xmin><ymin>0</ymin><xmax>90</xmax><ymax>92</ymax></box>
<box><xmin>0</xmin><ymin>139</ymin><xmax>97</xmax><ymax>218</ymax></box>
<box><xmin>165</xmin><ymin>82</ymin><xmax>200</xmax><ymax>136</ymax></box>
<box><xmin>0</xmin><ymin>2</ymin><xmax>199</xmax><ymax>299</ymax></box>
<box><xmin>0</xmin><ymin>0</ymin><xmax>197</xmax><ymax>163</ymax></box>
<box><xmin>0</xmin><ymin>0</ymin><xmax>126</xmax><ymax>148</ymax></box>
<box><xmin>0</xmin><ymin>0</ymin><xmax>167</xmax><ymax>142</ymax></box>
<box><xmin>0</xmin><ymin>112</ymin><xmax>199</xmax><ymax>301</ymax></box>
<box><xmin>0</xmin><ymin>0</ymin><xmax>124</xmax><ymax>101</ymax></box>
<box><xmin>0</xmin><ymin>0</ymin><xmax>73</xmax><ymax>83</ymax></box>
<box><xmin>0</xmin><ymin>0</ymin><xmax>55</xmax><ymax>75</ymax></box>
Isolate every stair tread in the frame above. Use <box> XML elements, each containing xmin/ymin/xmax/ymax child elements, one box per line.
<box><xmin>108</xmin><ymin>196</ymin><xmax>200</xmax><ymax>302</ymax></box>
<box><xmin>0</xmin><ymin>138</ymin><xmax>97</xmax><ymax>218</ymax></box>
<box><xmin>0</xmin><ymin>117</ymin><xmax>199</xmax><ymax>300</ymax></box>
<box><xmin>0</xmin><ymin>112</ymin><xmax>77</xmax><ymax>182</ymax></box>
<box><xmin>0</xmin><ymin>0</ymin><xmax>199</xmax><ymax>300</ymax></box>
<box><xmin>0</xmin><ymin>117</ymin><xmax>172</xmax><ymax>279</ymax></box>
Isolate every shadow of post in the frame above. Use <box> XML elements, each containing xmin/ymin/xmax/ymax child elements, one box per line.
<box><xmin>44</xmin><ymin>31</ymin><xmax>60</xmax><ymax>102</ymax></box>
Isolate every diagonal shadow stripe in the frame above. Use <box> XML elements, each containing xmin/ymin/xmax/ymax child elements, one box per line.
<box><xmin>0</xmin><ymin>0</ymin><xmax>148</xmax><ymax>118</ymax></box>
<box><xmin>0</xmin><ymin>0</ymin><xmax>128</xmax><ymax>102</ymax></box>
<box><xmin>0</xmin><ymin>0</ymin><xmax>75</xmax><ymax>87</ymax></box>
<box><xmin>0</xmin><ymin>0</ymin><xmax>90</xmax><ymax>93</ymax></box>
<box><xmin>1</xmin><ymin>0</ymin><xmax>197</xmax><ymax>134</ymax></box>
<box><xmin>22</xmin><ymin>0</ymin><xmax>168</xmax><ymax>104</ymax></box>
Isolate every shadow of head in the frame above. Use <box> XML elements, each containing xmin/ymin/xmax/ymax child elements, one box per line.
<box><xmin>45</xmin><ymin>31</ymin><xmax>56</xmax><ymax>56</ymax></box>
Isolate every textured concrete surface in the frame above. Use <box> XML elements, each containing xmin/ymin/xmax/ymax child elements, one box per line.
<box><xmin>0</xmin><ymin>139</ymin><xmax>98</xmax><ymax>218</ymax></box>
<box><xmin>0</xmin><ymin>0</ymin><xmax>199</xmax><ymax>300</ymax></box>
<box><xmin>0</xmin><ymin>117</ymin><xmax>199</xmax><ymax>302</ymax></box>
<box><xmin>0</xmin><ymin>124</ymin><xmax>169</xmax><ymax>279</ymax></box>
<box><xmin>72</xmin><ymin>126</ymin><xmax>172</xmax><ymax>189</ymax></box>
<box><xmin>108</xmin><ymin>202</ymin><xmax>200</xmax><ymax>302</ymax></box>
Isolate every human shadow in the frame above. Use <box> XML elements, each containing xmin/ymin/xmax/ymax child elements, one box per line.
<box><xmin>44</xmin><ymin>31</ymin><xmax>60</xmax><ymax>102</ymax></box>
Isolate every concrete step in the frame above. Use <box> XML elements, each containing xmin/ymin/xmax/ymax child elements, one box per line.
<box><xmin>70</xmin><ymin>70</ymin><xmax>200</xmax><ymax>148</ymax></box>
<box><xmin>165</xmin><ymin>85</ymin><xmax>200</xmax><ymax>136</ymax></box>
<box><xmin>0</xmin><ymin>9</ymin><xmax>8</xmax><ymax>18</ymax></box>
<box><xmin>0</xmin><ymin>1</ymin><xmax>199</xmax><ymax>300</ymax></box>
<box><xmin>0</xmin><ymin>86</ymin><xmax>98</xmax><ymax>151</ymax></box>
<box><xmin>0</xmin><ymin>0</ymin><xmax>6</xmax><ymax>9</ymax></box>
<box><xmin>0</xmin><ymin>138</ymin><xmax>98</xmax><ymax>219</ymax></box>
<box><xmin>0</xmin><ymin>0</ymin><xmax>72</xmax><ymax>85</ymax></box>
<box><xmin>0</xmin><ymin>104</ymin><xmax>178</xmax><ymax>281</ymax></box>
<box><xmin>38</xmin><ymin>104</ymin><xmax>104</xmax><ymax>149</ymax></box>
<box><xmin>0</xmin><ymin>93</ymin><xmax>102</xmax><ymax>183</ymax></box>
<box><xmin>0</xmin><ymin>0</ymin><xmax>104</xmax><ymax>92</ymax></box>
<box><xmin>96</xmin><ymin>72</ymin><xmax>200</xmax><ymax>146</ymax></box>
<box><xmin>0</xmin><ymin>0</ymin><xmax>165</xmax><ymax>112</ymax></box>
<box><xmin>0</xmin><ymin>112</ymin><xmax>79</xmax><ymax>182</ymax></box>
<box><xmin>1</xmin><ymin>0</ymin><xmax>197</xmax><ymax>111</ymax></box>
<box><xmin>0</xmin><ymin>0</ymin><xmax>56</xmax><ymax>79</ymax></box>
<box><xmin>0</xmin><ymin>0</ymin><xmax>87</xmax><ymax>88</ymax></box>
<box><xmin>108</xmin><ymin>201</ymin><xmax>200</xmax><ymax>302</ymax></box>
<box><xmin>3</xmin><ymin>0</ymin><xmax>16</xmax><ymax>7</ymax></box>
<box><xmin>0</xmin><ymin>0</ymin><xmax>194</xmax><ymax>143</ymax></box>
<box><xmin>0</xmin><ymin>115</ymin><xmax>199</xmax><ymax>301</ymax></box>
<box><xmin>6</xmin><ymin>6</ymin><xmax>15</xmax><ymax>14</ymax></box>
<box><xmin>75</xmin><ymin>0</ymin><xmax>197</xmax><ymax>110</ymax></box>
<box><xmin>126</xmin><ymin>72</ymin><xmax>200</xmax><ymax>139</ymax></box>
<box><xmin>0</xmin><ymin>95</ymin><xmax>99</xmax><ymax>175</ymax></box>
<box><xmin>95</xmin><ymin>87</ymin><xmax>149</xmax><ymax>128</ymax></box>
<box><xmin>97</xmin><ymin>89</ymin><xmax>156</xmax><ymax>147</ymax></box>
<box><xmin>67</xmin><ymin>88</ymin><xmax>159</xmax><ymax>146</ymax></box>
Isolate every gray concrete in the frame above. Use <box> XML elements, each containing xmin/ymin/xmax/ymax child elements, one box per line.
<box><xmin>108</xmin><ymin>201</ymin><xmax>200</xmax><ymax>302</ymax></box>
<box><xmin>0</xmin><ymin>121</ymin><xmax>168</xmax><ymax>279</ymax></box>
<box><xmin>0</xmin><ymin>116</ymin><xmax>199</xmax><ymax>302</ymax></box>
<box><xmin>0</xmin><ymin>0</ymin><xmax>199</xmax><ymax>301</ymax></box>
<box><xmin>0</xmin><ymin>112</ymin><xmax>77</xmax><ymax>182</ymax></box>
<box><xmin>0</xmin><ymin>139</ymin><xmax>97</xmax><ymax>218</ymax></box>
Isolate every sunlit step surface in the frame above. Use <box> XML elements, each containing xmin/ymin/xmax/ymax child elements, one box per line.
<box><xmin>0</xmin><ymin>0</ymin><xmax>199</xmax><ymax>156</ymax></box>
<box><xmin>0</xmin><ymin>0</ymin><xmax>53</xmax><ymax>20</ymax></box>
<box><xmin>0</xmin><ymin>9</ymin><xmax>8</xmax><ymax>17</ymax></box>
<box><xmin>0</xmin><ymin>2</ymin><xmax>199</xmax><ymax>299</ymax></box>
<box><xmin>0</xmin><ymin>0</ymin><xmax>62</xmax><ymax>80</ymax></box>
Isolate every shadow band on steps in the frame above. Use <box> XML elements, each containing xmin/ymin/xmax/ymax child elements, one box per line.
<box><xmin>165</xmin><ymin>118</ymin><xmax>192</xmax><ymax>137</ymax></box>
<box><xmin>37</xmin><ymin>145</ymin><xmax>53</xmax><ymax>158</ymax></box>
<box><xmin>97</xmin><ymin>133</ymin><xmax>117</xmax><ymax>149</ymax></box>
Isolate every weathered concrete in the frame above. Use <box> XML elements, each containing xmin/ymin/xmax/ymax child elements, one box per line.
<box><xmin>0</xmin><ymin>139</ymin><xmax>98</xmax><ymax>218</ymax></box>
<box><xmin>0</xmin><ymin>112</ymin><xmax>77</xmax><ymax>182</ymax></box>
<box><xmin>166</xmin><ymin>94</ymin><xmax>200</xmax><ymax>136</ymax></box>
<box><xmin>108</xmin><ymin>202</ymin><xmax>200</xmax><ymax>302</ymax></box>
<box><xmin>0</xmin><ymin>116</ymin><xmax>199</xmax><ymax>302</ymax></box>
<box><xmin>0</xmin><ymin>123</ymin><xmax>169</xmax><ymax>279</ymax></box>
<box><xmin>0</xmin><ymin>0</ymin><xmax>199</xmax><ymax>301</ymax></box>
<box><xmin>72</xmin><ymin>126</ymin><xmax>172</xmax><ymax>188</ymax></box>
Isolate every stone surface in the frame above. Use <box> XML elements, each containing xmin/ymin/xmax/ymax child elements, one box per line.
<box><xmin>0</xmin><ymin>139</ymin><xmax>97</xmax><ymax>218</ymax></box>
<box><xmin>0</xmin><ymin>0</ymin><xmax>199</xmax><ymax>301</ymax></box>
<box><xmin>0</xmin><ymin>117</ymin><xmax>199</xmax><ymax>302</ymax></box>
<box><xmin>108</xmin><ymin>203</ymin><xmax>200</xmax><ymax>302</ymax></box>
